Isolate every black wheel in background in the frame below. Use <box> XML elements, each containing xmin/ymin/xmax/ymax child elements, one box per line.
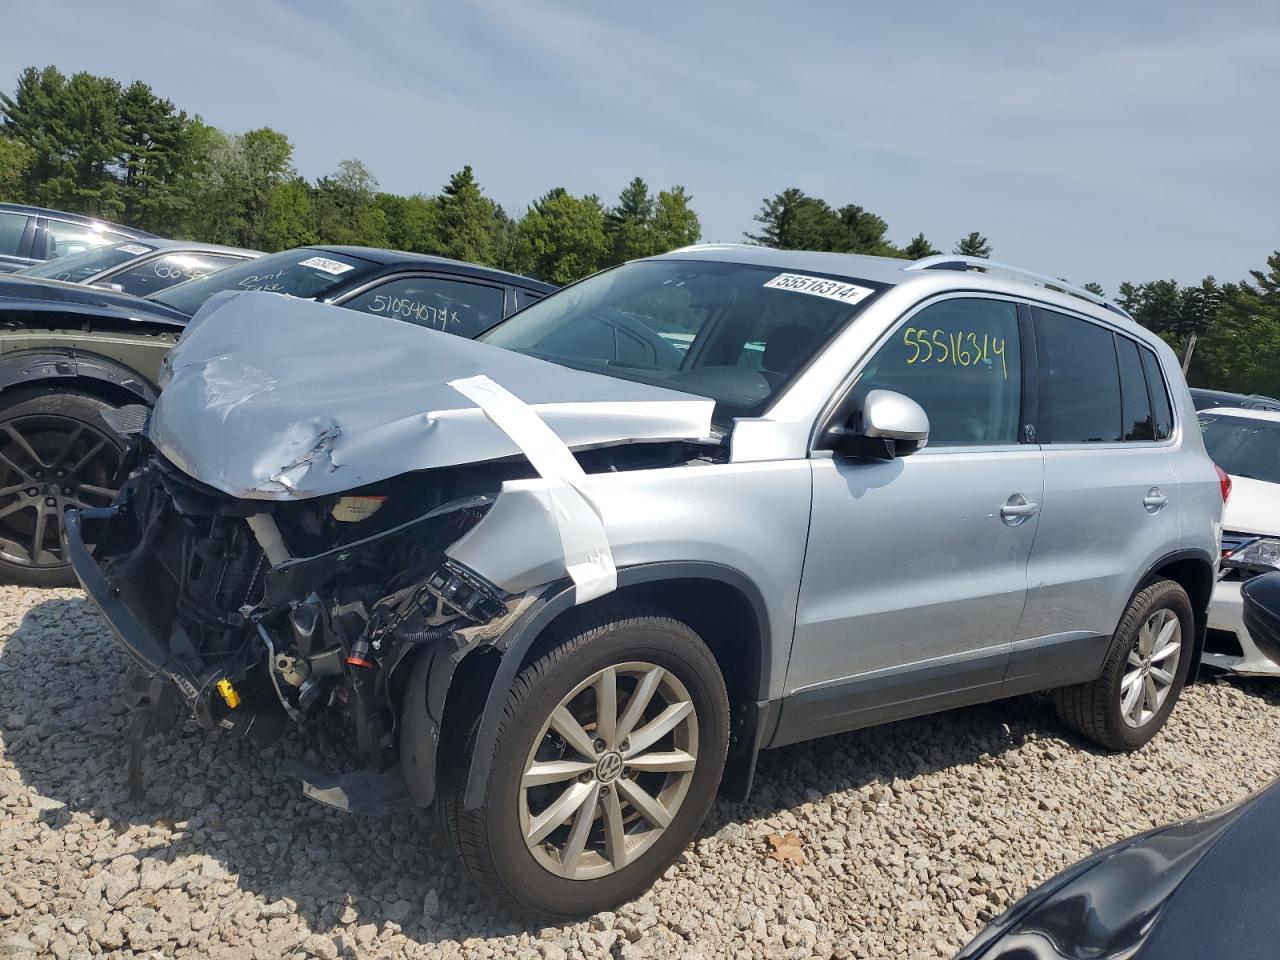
<box><xmin>0</xmin><ymin>388</ymin><xmax>124</xmax><ymax>587</ymax></box>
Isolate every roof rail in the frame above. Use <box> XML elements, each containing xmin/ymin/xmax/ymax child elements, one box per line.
<box><xmin>904</xmin><ymin>254</ymin><xmax>1132</xmax><ymax>320</ymax></box>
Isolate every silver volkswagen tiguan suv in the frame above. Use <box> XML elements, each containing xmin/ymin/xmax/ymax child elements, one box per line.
<box><xmin>71</xmin><ymin>245</ymin><xmax>1225</xmax><ymax>916</ymax></box>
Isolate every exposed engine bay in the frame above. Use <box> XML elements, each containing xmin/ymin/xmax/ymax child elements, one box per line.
<box><xmin>67</xmin><ymin>290</ymin><xmax>724</xmax><ymax>813</ymax></box>
<box><xmin>75</xmin><ymin>429</ymin><xmax>717</xmax><ymax>810</ymax></box>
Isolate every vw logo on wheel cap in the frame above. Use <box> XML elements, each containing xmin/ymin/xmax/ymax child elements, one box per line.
<box><xmin>596</xmin><ymin>751</ymin><xmax>624</xmax><ymax>783</ymax></box>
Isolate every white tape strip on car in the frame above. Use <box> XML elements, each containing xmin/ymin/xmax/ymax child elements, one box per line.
<box><xmin>448</xmin><ymin>374</ymin><xmax>618</xmax><ymax>604</ymax></box>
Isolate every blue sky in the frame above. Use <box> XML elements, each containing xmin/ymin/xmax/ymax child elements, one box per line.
<box><xmin>4</xmin><ymin>1</ymin><xmax>1278</xmax><ymax>291</ymax></box>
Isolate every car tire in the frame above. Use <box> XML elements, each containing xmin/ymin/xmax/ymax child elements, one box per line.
<box><xmin>441</xmin><ymin>607</ymin><xmax>729</xmax><ymax>918</ymax></box>
<box><xmin>1053</xmin><ymin>577</ymin><xmax>1194</xmax><ymax>751</ymax></box>
<box><xmin>0</xmin><ymin>388</ymin><xmax>125</xmax><ymax>588</ymax></box>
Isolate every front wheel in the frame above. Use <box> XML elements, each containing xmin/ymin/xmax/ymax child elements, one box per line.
<box><xmin>442</xmin><ymin>609</ymin><xmax>729</xmax><ymax>918</ymax></box>
<box><xmin>1054</xmin><ymin>577</ymin><xmax>1194</xmax><ymax>751</ymax></box>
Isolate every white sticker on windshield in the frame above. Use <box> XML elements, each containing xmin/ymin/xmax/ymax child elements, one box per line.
<box><xmin>298</xmin><ymin>256</ymin><xmax>354</xmax><ymax>275</ymax></box>
<box><xmin>118</xmin><ymin>243</ymin><xmax>153</xmax><ymax>256</ymax></box>
<box><xmin>763</xmin><ymin>273</ymin><xmax>875</xmax><ymax>305</ymax></box>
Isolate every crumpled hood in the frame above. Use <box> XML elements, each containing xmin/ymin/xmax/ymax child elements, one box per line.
<box><xmin>149</xmin><ymin>291</ymin><xmax>715</xmax><ymax>499</ymax></box>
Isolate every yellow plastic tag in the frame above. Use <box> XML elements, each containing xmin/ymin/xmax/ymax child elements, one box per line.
<box><xmin>216</xmin><ymin>678</ymin><xmax>241</xmax><ymax>709</ymax></box>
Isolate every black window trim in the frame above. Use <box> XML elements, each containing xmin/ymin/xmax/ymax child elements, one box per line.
<box><xmin>1028</xmin><ymin>303</ymin><xmax>1176</xmax><ymax>448</ymax></box>
<box><xmin>812</xmin><ymin>290</ymin><xmax>1032</xmax><ymax>455</ymax></box>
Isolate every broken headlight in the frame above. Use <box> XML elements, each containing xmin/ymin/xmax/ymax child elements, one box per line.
<box><xmin>1224</xmin><ymin>536</ymin><xmax>1280</xmax><ymax>575</ymax></box>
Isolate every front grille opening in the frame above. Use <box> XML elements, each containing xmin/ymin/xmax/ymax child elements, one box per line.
<box><xmin>1204</xmin><ymin>628</ymin><xmax>1245</xmax><ymax>659</ymax></box>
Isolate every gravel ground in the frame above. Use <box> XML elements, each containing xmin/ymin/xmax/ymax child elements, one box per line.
<box><xmin>2</xmin><ymin>586</ymin><xmax>1279</xmax><ymax>960</ymax></box>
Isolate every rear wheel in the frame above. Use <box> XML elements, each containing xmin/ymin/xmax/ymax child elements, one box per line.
<box><xmin>442</xmin><ymin>609</ymin><xmax>729</xmax><ymax>917</ymax></box>
<box><xmin>1054</xmin><ymin>578</ymin><xmax>1194</xmax><ymax>751</ymax></box>
<box><xmin>0</xmin><ymin>389</ymin><xmax>124</xmax><ymax>587</ymax></box>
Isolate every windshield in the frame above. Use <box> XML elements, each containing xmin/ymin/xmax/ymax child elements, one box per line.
<box><xmin>479</xmin><ymin>259</ymin><xmax>882</xmax><ymax>421</ymax></box>
<box><xmin>20</xmin><ymin>241</ymin><xmax>154</xmax><ymax>282</ymax></box>
<box><xmin>1200</xmin><ymin>413</ymin><xmax>1280</xmax><ymax>484</ymax></box>
<box><xmin>149</xmin><ymin>249</ymin><xmax>373</xmax><ymax>316</ymax></box>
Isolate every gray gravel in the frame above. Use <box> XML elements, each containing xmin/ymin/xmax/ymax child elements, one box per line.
<box><xmin>2</xmin><ymin>586</ymin><xmax>1278</xmax><ymax>960</ymax></box>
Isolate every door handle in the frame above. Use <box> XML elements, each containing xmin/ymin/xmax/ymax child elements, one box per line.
<box><xmin>1000</xmin><ymin>494</ymin><xmax>1040</xmax><ymax>526</ymax></box>
<box><xmin>1143</xmin><ymin>488</ymin><xmax>1169</xmax><ymax>513</ymax></box>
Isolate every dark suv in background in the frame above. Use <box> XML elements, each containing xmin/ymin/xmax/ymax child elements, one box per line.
<box><xmin>0</xmin><ymin>245</ymin><xmax>553</xmax><ymax>585</ymax></box>
<box><xmin>0</xmin><ymin>202</ymin><xmax>157</xmax><ymax>273</ymax></box>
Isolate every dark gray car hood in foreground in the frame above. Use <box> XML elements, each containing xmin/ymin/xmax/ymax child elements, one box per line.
<box><xmin>957</xmin><ymin>777</ymin><xmax>1280</xmax><ymax>960</ymax></box>
<box><xmin>0</xmin><ymin>274</ymin><xmax>189</xmax><ymax>325</ymax></box>
<box><xmin>150</xmin><ymin>292</ymin><xmax>715</xmax><ymax>499</ymax></box>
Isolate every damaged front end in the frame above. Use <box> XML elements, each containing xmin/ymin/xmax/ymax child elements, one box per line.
<box><xmin>68</xmin><ymin>440</ymin><xmax>537</xmax><ymax>813</ymax></box>
<box><xmin>68</xmin><ymin>291</ymin><xmax>719</xmax><ymax>816</ymax></box>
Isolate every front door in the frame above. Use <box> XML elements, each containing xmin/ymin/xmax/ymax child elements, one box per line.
<box><xmin>778</xmin><ymin>295</ymin><xmax>1042</xmax><ymax>743</ymax></box>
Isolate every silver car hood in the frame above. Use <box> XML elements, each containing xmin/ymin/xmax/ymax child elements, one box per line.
<box><xmin>149</xmin><ymin>292</ymin><xmax>715</xmax><ymax>500</ymax></box>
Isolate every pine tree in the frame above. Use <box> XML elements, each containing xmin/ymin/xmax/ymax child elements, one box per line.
<box><xmin>1</xmin><ymin>66</ymin><xmax>125</xmax><ymax>216</ymax></box>
<box><xmin>117</xmin><ymin>80</ymin><xmax>199</xmax><ymax>234</ymax></box>
<box><xmin>745</xmin><ymin>188</ymin><xmax>809</xmax><ymax>247</ymax></box>
<box><xmin>438</xmin><ymin>165</ymin><xmax>498</xmax><ymax>265</ymax></box>
<box><xmin>604</xmin><ymin>176</ymin><xmax>655</xmax><ymax>264</ymax></box>
<box><xmin>953</xmin><ymin>232</ymin><xmax>992</xmax><ymax>258</ymax></box>
<box><xmin>1246</xmin><ymin>251</ymin><xmax>1280</xmax><ymax>301</ymax></box>
<box><xmin>900</xmin><ymin>233</ymin><xmax>939</xmax><ymax>260</ymax></box>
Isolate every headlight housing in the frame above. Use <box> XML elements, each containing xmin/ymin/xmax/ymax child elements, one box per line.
<box><xmin>1224</xmin><ymin>536</ymin><xmax>1280</xmax><ymax>574</ymax></box>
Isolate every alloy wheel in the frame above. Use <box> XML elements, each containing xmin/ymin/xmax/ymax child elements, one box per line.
<box><xmin>520</xmin><ymin>661</ymin><xmax>699</xmax><ymax>880</ymax></box>
<box><xmin>1120</xmin><ymin>607</ymin><xmax>1181</xmax><ymax>728</ymax></box>
<box><xmin>0</xmin><ymin>413</ymin><xmax>120</xmax><ymax>570</ymax></box>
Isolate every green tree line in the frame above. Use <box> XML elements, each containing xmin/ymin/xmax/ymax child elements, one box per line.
<box><xmin>3</xmin><ymin>65</ymin><xmax>1278</xmax><ymax>396</ymax></box>
<box><xmin>0</xmin><ymin>66</ymin><xmax>700</xmax><ymax>285</ymax></box>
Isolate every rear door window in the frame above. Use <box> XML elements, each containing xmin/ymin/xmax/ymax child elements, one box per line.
<box><xmin>341</xmin><ymin>276</ymin><xmax>506</xmax><ymax>338</ymax></box>
<box><xmin>1037</xmin><ymin>308</ymin><xmax>1122</xmax><ymax>443</ymax></box>
<box><xmin>0</xmin><ymin>212</ymin><xmax>30</xmax><ymax>256</ymax></box>
<box><xmin>39</xmin><ymin>219</ymin><xmax>117</xmax><ymax>259</ymax></box>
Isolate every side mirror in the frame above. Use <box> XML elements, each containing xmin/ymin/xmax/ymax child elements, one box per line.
<box><xmin>827</xmin><ymin>389</ymin><xmax>930</xmax><ymax>459</ymax></box>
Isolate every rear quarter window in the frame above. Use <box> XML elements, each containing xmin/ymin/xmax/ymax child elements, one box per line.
<box><xmin>1139</xmin><ymin>347</ymin><xmax>1174</xmax><ymax>440</ymax></box>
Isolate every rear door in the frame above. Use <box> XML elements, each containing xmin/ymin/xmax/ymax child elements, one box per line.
<box><xmin>1013</xmin><ymin>307</ymin><xmax>1181</xmax><ymax>688</ymax></box>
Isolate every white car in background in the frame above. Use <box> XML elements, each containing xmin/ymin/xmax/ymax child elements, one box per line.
<box><xmin>1201</xmin><ymin>406</ymin><xmax>1280</xmax><ymax>675</ymax></box>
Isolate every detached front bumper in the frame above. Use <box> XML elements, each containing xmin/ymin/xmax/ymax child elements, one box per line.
<box><xmin>1204</xmin><ymin>578</ymin><xmax>1280</xmax><ymax>677</ymax></box>
<box><xmin>66</xmin><ymin>507</ymin><xmax>211</xmax><ymax>718</ymax></box>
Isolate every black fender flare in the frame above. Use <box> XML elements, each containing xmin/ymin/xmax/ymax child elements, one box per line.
<box><xmin>461</xmin><ymin>560</ymin><xmax>774</xmax><ymax>811</ymax></box>
<box><xmin>1134</xmin><ymin>547</ymin><xmax>1217</xmax><ymax>681</ymax></box>
<box><xmin>399</xmin><ymin>640</ymin><xmax>459</xmax><ymax>808</ymax></box>
<box><xmin>0</xmin><ymin>348</ymin><xmax>158</xmax><ymax>404</ymax></box>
